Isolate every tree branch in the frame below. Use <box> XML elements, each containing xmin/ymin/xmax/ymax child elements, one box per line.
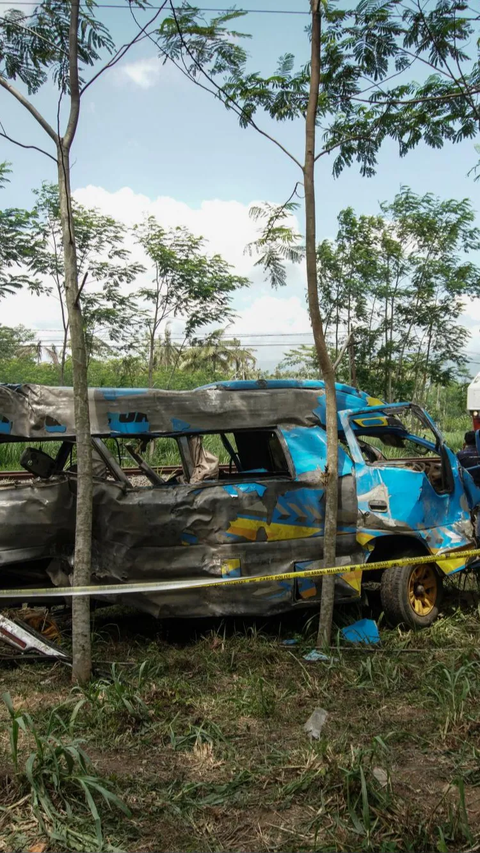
<box><xmin>81</xmin><ymin>0</ymin><xmax>168</xmax><ymax>95</ymax></box>
<box><xmin>75</xmin><ymin>271</ymin><xmax>88</xmax><ymax>306</ymax></box>
<box><xmin>7</xmin><ymin>16</ymin><xmax>69</xmax><ymax>58</ymax></box>
<box><xmin>316</xmin><ymin>127</ymin><xmax>382</xmax><ymax>161</ymax></box>
<box><xmin>64</xmin><ymin>0</ymin><xmax>80</xmax><ymax>149</ymax></box>
<box><xmin>351</xmin><ymin>84</ymin><xmax>480</xmax><ymax>108</ymax></box>
<box><xmin>0</xmin><ymin>121</ymin><xmax>57</xmax><ymax>162</ymax></box>
<box><xmin>167</xmin><ymin>0</ymin><xmax>303</xmax><ymax>170</ymax></box>
<box><xmin>0</xmin><ymin>76</ymin><xmax>57</xmax><ymax>143</ymax></box>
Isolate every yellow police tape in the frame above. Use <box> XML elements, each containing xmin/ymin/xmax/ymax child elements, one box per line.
<box><xmin>1</xmin><ymin>547</ymin><xmax>480</xmax><ymax>600</ymax></box>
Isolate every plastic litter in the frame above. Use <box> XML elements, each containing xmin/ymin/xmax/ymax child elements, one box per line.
<box><xmin>303</xmin><ymin>649</ymin><xmax>332</xmax><ymax>661</ymax></box>
<box><xmin>341</xmin><ymin>618</ymin><xmax>380</xmax><ymax>645</ymax></box>
<box><xmin>281</xmin><ymin>638</ymin><xmax>299</xmax><ymax>646</ymax></box>
<box><xmin>373</xmin><ymin>767</ymin><xmax>388</xmax><ymax>787</ymax></box>
<box><xmin>303</xmin><ymin>707</ymin><xmax>328</xmax><ymax>739</ymax></box>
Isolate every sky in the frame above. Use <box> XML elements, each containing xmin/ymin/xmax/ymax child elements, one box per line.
<box><xmin>0</xmin><ymin>0</ymin><xmax>480</xmax><ymax>374</ymax></box>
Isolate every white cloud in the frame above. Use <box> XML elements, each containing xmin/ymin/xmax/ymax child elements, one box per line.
<box><xmin>73</xmin><ymin>185</ymin><xmax>280</xmax><ymax>276</ymax></box>
<box><xmin>463</xmin><ymin>296</ymin><xmax>480</xmax><ymax>327</ymax></box>
<box><xmin>232</xmin><ymin>294</ymin><xmax>310</xmax><ymax>337</ymax></box>
<box><xmin>120</xmin><ymin>57</ymin><xmax>162</xmax><ymax>89</ymax></box>
<box><xmin>0</xmin><ymin>291</ymin><xmax>60</xmax><ymax>333</ymax></box>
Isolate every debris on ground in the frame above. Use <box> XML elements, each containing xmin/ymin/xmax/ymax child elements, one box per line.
<box><xmin>303</xmin><ymin>649</ymin><xmax>333</xmax><ymax>661</ymax></box>
<box><xmin>11</xmin><ymin>607</ymin><xmax>61</xmax><ymax>643</ymax></box>
<box><xmin>341</xmin><ymin>618</ymin><xmax>380</xmax><ymax>644</ymax></box>
<box><xmin>373</xmin><ymin>767</ymin><xmax>388</xmax><ymax>787</ymax></box>
<box><xmin>303</xmin><ymin>707</ymin><xmax>328</xmax><ymax>739</ymax></box>
<box><xmin>0</xmin><ymin>611</ymin><xmax>70</xmax><ymax>660</ymax></box>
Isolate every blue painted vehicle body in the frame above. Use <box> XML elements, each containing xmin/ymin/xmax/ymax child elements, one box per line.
<box><xmin>0</xmin><ymin>380</ymin><xmax>478</xmax><ymax>619</ymax></box>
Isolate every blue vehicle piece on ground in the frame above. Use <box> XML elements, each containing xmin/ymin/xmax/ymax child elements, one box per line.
<box><xmin>0</xmin><ymin>379</ymin><xmax>479</xmax><ymax>628</ymax></box>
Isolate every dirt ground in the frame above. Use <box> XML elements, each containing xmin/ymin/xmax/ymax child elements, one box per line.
<box><xmin>1</xmin><ymin>584</ymin><xmax>480</xmax><ymax>852</ymax></box>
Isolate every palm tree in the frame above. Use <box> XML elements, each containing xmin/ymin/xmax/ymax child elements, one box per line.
<box><xmin>226</xmin><ymin>336</ymin><xmax>258</xmax><ymax>379</ymax></box>
<box><xmin>180</xmin><ymin>329</ymin><xmax>257</xmax><ymax>379</ymax></box>
<box><xmin>153</xmin><ymin>324</ymin><xmax>180</xmax><ymax>371</ymax></box>
<box><xmin>278</xmin><ymin>345</ymin><xmax>319</xmax><ymax>378</ymax></box>
<box><xmin>180</xmin><ymin>329</ymin><xmax>232</xmax><ymax>378</ymax></box>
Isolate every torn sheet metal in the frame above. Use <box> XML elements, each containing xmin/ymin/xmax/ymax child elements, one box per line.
<box><xmin>85</xmin><ymin>470</ymin><xmax>359</xmax><ymax>618</ymax></box>
<box><xmin>0</xmin><ymin>613</ymin><xmax>69</xmax><ymax>659</ymax></box>
<box><xmin>1</xmin><ymin>380</ymin><xmax>479</xmax><ymax>621</ymax></box>
<box><xmin>0</xmin><ymin>380</ymin><xmax>365</xmax><ymax>619</ymax></box>
<box><xmin>339</xmin><ymin>405</ymin><xmax>478</xmax><ymax>578</ymax></box>
<box><xmin>0</xmin><ymin>380</ymin><xmax>381</xmax><ymax>439</ymax></box>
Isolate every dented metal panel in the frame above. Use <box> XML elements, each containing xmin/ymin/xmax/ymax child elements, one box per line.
<box><xmin>0</xmin><ymin>380</ymin><xmax>382</xmax><ymax>439</ymax></box>
<box><xmin>340</xmin><ymin>404</ymin><xmax>478</xmax><ymax>579</ymax></box>
<box><xmin>1</xmin><ymin>380</ymin><xmax>479</xmax><ymax>620</ymax></box>
<box><xmin>0</xmin><ymin>477</ymin><xmax>75</xmax><ymax>567</ymax></box>
<box><xmin>82</xmin><ymin>423</ymin><xmax>360</xmax><ymax>617</ymax></box>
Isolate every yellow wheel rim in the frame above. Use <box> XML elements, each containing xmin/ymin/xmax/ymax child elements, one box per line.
<box><xmin>408</xmin><ymin>564</ymin><xmax>437</xmax><ymax>617</ymax></box>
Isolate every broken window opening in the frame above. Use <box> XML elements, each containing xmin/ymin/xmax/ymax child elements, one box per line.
<box><xmin>179</xmin><ymin>429</ymin><xmax>291</xmax><ymax>483</ymax></box>
<box><xmin>1</xmin><ymin>429</ymin><xmax>292</xmax><ymax>489</ymax></box>
<box><xmin>0</xmin><ymin>439</ymin><xmax>65</xmax><ymax>473</ymax></box>
<box><xmin>351</xmin><ymin>407</ymin><xmax>450</xmax><ymax>494</ymax></box>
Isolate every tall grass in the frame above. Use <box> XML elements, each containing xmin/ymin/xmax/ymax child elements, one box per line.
<box><xmin>2</xmin><ymin>692</ymin><xmax>130</xmax><ymax>851</ymax></box>
<box><xmin>0</xmin><ymin>434</ymin><xmax>232</xmax><ymax>471</ymax></box>
<box><xmin>0</xmin><ymin>441</ymin><xmax>64</xmax><ymax>471</ymax></box>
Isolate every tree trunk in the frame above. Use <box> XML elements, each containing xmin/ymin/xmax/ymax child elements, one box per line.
<box><xmin>420</xmin><ymin>320</ymin><xmax>434</xmax><ymax>407</ymax></box>
<box><xmin>304</xmin><ymin>1</ymin><xmax>338</xmax><ymax>648</ymax></box>
<box><xmin>384</xmin><ymin>295</ymin><xmax>388</xmax><ymax>400</ymax></box>
<box><xmin>58</xmin><ymin>143</ymin><xmax>92</xmax><ymax>684</ymax></box>
<box><xmin>51</xmin><ymin>224</ymin><xmax>68</xmax><ymax>385</ymax></box>
<box><xmin>334</xmin><ymin>283</ymin><xmax>339</xmax><ymax>360</ymax></box>
<box><xmin>60</xmin><ymin>321</ymin><xmax>68</xmax><ymax>385</ymax></box>
<box><xmin>349</xmin><ymin>332</ymin><xmax>357</xmax><ymax>387</ymax></box>
<box><xmin>147</xmin><ymin>331</ymin><xmax>156</xmax><ymax>460</ymax></box>
<box><xmin>148</xmin><ymin>331</ymin><xmax>155</xmax><ymax>387</ymax></box>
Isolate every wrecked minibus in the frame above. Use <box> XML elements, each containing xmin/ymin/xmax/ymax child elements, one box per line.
<box><xmin>1</xmin><ymin>380</ymin><xmax>479</xmax><ymax>628</ymax></box>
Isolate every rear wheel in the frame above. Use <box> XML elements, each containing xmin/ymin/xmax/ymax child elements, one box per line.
<box><xmin>380</xmin><ymin>557</ymin><xmax>443</xmax><ymax>628</ymax></box>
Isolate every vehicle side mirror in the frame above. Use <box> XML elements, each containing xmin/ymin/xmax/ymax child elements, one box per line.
<box><xmin>20</xmin><ymin>447</ymin><xmax>56</xmax><ymax>479</ymax></box>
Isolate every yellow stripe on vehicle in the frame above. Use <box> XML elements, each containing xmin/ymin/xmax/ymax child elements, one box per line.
<box><xmin>226</xmin><ymin>517</ymin><xmax>322</xmax><ymax>541</ymax></box>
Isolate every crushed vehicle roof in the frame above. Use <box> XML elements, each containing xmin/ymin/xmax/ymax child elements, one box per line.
<box><xmin>0</xmin><ymin>380</ymin><xmax>385</xmax><ymax>439</ymax></box>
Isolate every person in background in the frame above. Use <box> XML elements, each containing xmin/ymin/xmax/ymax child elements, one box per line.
<box><xmin>457</xmin><ymin>431</ymin><xmax>480</xmax><ymax>486</ymax></box>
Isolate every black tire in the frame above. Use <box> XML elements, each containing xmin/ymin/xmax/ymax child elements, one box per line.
<box><xmin>380</xmin><ymin>554</ymin><xmax>444</xmax><ymax>629</ymax></box>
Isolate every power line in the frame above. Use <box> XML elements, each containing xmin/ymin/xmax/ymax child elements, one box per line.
<box><xmin>31</xmin><ymin>341</ymin><xmax>313</xmax><ymax>348</ymax></box>
<box><xmin>0</xmin><ymin>2</ymin><xmax>311</xmax><ymax>11</ymax></box>
<box><xmin>0</xmin><ymin>2</ymin><xmax>469</xmax><ymax>20</ymax></box>
<box><xmin>27</xmin><ymin>330</ymin><xmax>318</xmax><ymax>338</ymax></box>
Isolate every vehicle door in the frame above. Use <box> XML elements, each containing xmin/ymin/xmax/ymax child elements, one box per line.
<box><xmin>339</xmin><ymin>403</ymin><xmax>472</xmax><ymax>549</ymax></box>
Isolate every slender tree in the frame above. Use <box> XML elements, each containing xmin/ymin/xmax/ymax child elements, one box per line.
<box><xmin>0</xmin><ymin>0</ymin><xmax>167</xmax><ymax>682</ymax></box>
<box><xmin>155</xmin><ymin>1</ymin><xmax>353</xmax><ymax>643</ymax></box>
<box><xmin>30</xmin><ymin>183</ymin><xmax>144</xmax><ymax>381</ymax></box>
<box><xmin>0</xmin><ymin>164</ymin><xmax>42</xmax><ymax>299</ymax></box>
<box><xmin>0</xmin><ymin>2</ymin><xmax>113</xmax><ymax>681</ymax></box>
<box><xmin>153</xmin><ymin>0</ymin><xmax>480</xmax><ymax>641</ymax></box>
<box><xmin>134</xmin><ymin>217</ymin><xmax>248</xmax><ymax>387</ymax></box>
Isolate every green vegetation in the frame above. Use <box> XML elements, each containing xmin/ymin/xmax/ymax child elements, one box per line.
<box><xmin>1</xmin><ymin>183</ymin><xmax>476</xmax><ymax>456</ymax></box>
<box><xmin>2</xmin><ymin>691</ymin><xmax>129</xmax><ymax>851</ymax></box>
<box><xmin>2</xmin><ymin>594</ymin><xmax>480</xmax><ymax>852</ymax></box>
